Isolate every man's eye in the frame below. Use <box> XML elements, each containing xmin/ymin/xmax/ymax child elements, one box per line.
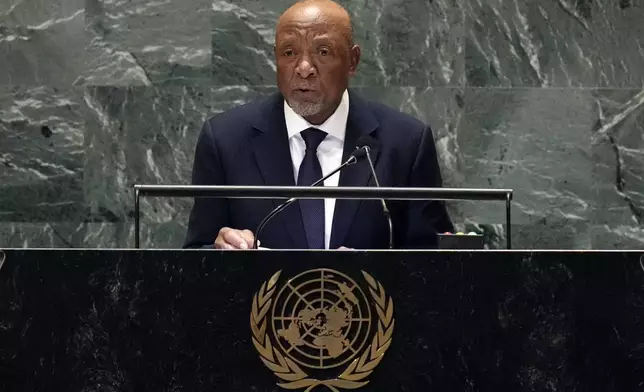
<box><xmin>284</xmin><ymin>50</ymin><xmax>295</xmax><ymax>57</ymax></box>
<box><xmin>319</xmin><ymin>49</ymin><xmax>330</xmax><ymax>56</ymax></box>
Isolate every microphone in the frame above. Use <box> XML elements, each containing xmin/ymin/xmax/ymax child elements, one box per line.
<box><xmin>252</xmin><ymin>145</ymin><xmax>369</xmax><ymax>249</ymax></box>
<box><xmin>355</xmin><ymin>135</ymin><xmax>393</xmax><ymax>249</ymax></box>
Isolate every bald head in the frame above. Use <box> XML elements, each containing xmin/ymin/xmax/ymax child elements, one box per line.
<box><xmin>277</xmin><ymin>0</ymin><xmax>354</xmax><ymax>46</ymax></box>
<box><xmin>274</xmin><ymin>0</ymin><xmax>360</xmax><ymax>125</ymax></box>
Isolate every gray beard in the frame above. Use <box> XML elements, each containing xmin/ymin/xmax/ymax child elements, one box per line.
<box><xmin>289</xmin><ymin>99</ymin><xmax>325</xmax><ymax>118</ymax></box>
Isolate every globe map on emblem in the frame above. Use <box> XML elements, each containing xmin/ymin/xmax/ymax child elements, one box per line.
<box><xmin>271</xmin><ymin>268</ymin><xmax>372</xmax><ymax>369</ymax></box>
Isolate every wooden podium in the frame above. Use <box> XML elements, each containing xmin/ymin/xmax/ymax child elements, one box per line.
<box><xmin>1</xmin><ymin>249</ymin><xmax>643</xmax><ymax>391</ymax></box>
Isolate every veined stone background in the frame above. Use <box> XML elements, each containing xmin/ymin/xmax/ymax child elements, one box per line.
<box><xmin>1</xmin><ymin>0</ymin><xmax>643</xmax><ymax>249</ymax></box>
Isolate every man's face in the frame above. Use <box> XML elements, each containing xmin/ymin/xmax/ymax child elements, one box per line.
<box><xmin>275</xmin><ymin>16</ymin><xmax>360</xmax><ymax>124</ymax></box>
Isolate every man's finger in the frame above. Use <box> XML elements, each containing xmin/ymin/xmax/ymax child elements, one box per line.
<box><xmin>214</xmin><ymin>237</ymin><xmax>231</xmax><ymax>250</ymax></box>
<box><xmin>215</xmin><ymin>227</ymin><xmax>237</xmax><ymax>250</ymax></box>
<box><xmin>214</xmin><ymin>227</ymin><xmax>231</xmax><ymax>249</ymax></box>
<box><xmin>223</xmin><ymin>230</ymin><xmax>249</xmax><ymax>249</ymax></box>
<box><xmin>240</xmin><ymin>229</ymin><xmax>256</xmax><ymax>248</ymax></box>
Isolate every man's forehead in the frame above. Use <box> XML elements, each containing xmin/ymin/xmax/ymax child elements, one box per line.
<box><xmin>277</xmin><ymin>24</ymin><xmax>343</xmax><ymax>41</ymax></box>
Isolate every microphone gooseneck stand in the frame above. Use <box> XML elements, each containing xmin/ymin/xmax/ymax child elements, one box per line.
<box><xmin>252</xmin><ymin>147</ymin><xmax>367</xmax><ymax>250</ymax></box>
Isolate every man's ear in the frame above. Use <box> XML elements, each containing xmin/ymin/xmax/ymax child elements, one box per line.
<box><xmin>348</xmin><ymin>45</ymin><xmax>361</xmax><ymax>76</ymax></box>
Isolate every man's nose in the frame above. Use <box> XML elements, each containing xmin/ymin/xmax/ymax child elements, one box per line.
<box><xmin>295</xmin><ymin>55</ymin><xmax>317</xmax><ymax>78</ymax></box>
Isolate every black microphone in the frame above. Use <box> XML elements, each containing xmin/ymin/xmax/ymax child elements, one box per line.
<box><xmin>356</xmin><ymin>135</ymin><xmax>393</xmax><ymax>249</ymax></box>
<box><xmin>252</xmin><ymin>145</ymin><xmax>369</xmax><ymax>249</ymax></box>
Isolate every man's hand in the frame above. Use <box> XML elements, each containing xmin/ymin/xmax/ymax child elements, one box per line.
<box><xmin>215</xmin><ymin>227</ymin><xmax>256</xmax><ymax>250</ymax></box>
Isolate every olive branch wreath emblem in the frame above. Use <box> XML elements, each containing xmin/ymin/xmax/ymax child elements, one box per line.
<box><xmin>250</xmin><ymin>270</ymin><xmax>394</xmax><ymax>392</ymax></box>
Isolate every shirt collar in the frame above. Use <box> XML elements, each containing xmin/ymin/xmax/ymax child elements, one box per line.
<box><xmin>284</xmin><ymin>90</ymin><xmax>349</xmax><ymax>142</ymax></box>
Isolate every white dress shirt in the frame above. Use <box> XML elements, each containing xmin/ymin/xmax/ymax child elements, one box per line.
<box><xmin>284</xmin><ymin>90</ymin><xmax>349</xmax><ymax>249</ymax></box>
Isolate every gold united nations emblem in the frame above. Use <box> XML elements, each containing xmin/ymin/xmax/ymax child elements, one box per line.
<box><xmin>250</xmin><ymin>268</ymin><xmax>394</xmax><ymax>391</ymax></box>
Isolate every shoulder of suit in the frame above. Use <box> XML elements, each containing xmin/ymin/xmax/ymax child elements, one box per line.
<box><xmin>204</xmin><ymin>96</ymin><xmax>266</xmax><ymax>134</ymax></box>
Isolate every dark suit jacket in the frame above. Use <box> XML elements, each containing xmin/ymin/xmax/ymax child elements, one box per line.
<box><xmin>183</xmin><ymin>89</ymin><xmax>454</xmax><ymax>249</ymax></box>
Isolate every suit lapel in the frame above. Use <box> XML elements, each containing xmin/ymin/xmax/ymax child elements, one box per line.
<box><xmin>250</xmin><ymin>93</ymin><xmax>307</xmax><ymax>248</ymax></box>
<box><xmin>330</xmin><ymin>90</ymin><xmax>380</xmax><ymax>249</ymax></box>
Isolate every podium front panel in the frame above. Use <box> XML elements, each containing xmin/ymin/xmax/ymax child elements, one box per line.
<box><xmin>0</xmin><ymin>249</ymin><xmax>642</xmax><ymax>391</ymax></box>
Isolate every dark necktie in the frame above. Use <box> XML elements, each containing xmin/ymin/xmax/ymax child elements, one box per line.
<box><xmin>297</xmin><ymin>128</ymin><xmax>327</xmax><ymax>249</ymax></box>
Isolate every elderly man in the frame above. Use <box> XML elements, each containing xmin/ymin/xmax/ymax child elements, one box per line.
<box><xmin>184</xmin><ymin>0</ymin><xmax>454</xmax><ymax>250</ymax></box>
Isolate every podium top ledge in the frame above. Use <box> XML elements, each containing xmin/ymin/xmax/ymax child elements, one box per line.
<box><xmin>132</xmin><ymin>185</ymin><xmax>513</xmax><ymax>201</ymax></box>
